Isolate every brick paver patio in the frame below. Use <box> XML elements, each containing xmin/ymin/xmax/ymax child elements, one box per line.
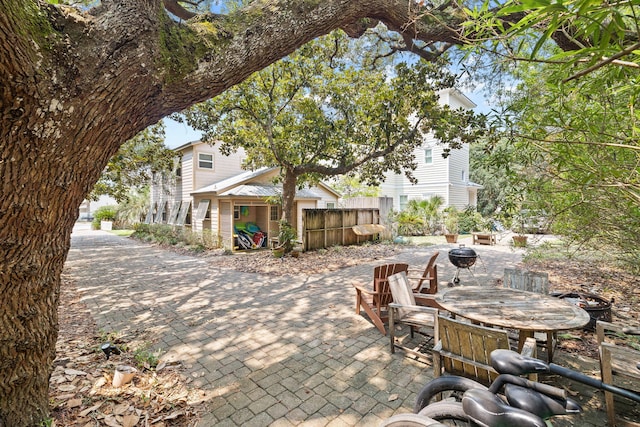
<box><xmin>66</xmin><ymin>224</ymin><xmax>610</xmax><ymax>426</ymax></box>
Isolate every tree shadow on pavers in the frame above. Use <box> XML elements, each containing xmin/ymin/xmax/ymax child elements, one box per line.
<box><xmin>65</xmin><ymin>236</ymin><xmax>441</xmax><ymax>425</ymax></box>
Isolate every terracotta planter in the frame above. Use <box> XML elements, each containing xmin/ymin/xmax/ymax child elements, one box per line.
<box><xmin>512</xmin><ymin>235</ymin><xmax>528</xmax><ymax>247</ymax></box>
<box><xmin>444</xmin><ymin>234</ymin><xmax>458</xmax><ymax>243</ymax></box>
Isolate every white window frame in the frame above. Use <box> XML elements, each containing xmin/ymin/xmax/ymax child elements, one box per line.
<box><xmin>424</xmin><ymin>148</ymin><xmax>433</xmax><ymax>164</ymax></box>
<box><xmin>399</xmin><ymin>195</ymin><xmax>408</xmax><ymax>211</ymax></box>
<box><xmin>326</xmin><ymin>202</ymin><xmax>336</xmax><ymax>209</ymax></box>
<box><xmin>198</xmin><ymin>153</ymin><xmax>214</xmax><ymax>169</ymax></box>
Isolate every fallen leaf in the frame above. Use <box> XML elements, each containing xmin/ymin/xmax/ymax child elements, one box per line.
<box><xmin>65</xmin><ymin>369</ymin><xmax>88</xmax><ymax>376</ymax></box>
<box><xmin>113</xmin><ymin>403</ymin><xmax>129</xmax><ymax>415</ymax></box>
<box><xmin>67</xmin><ymin>398</ymin><xmax>83</xmax><ymax>408</ymax></box>
<box><xmin>103</xmin><ymin>414</ymin><xmax>122</xmax><ymax>427</ymax></box>
<box><xmin>93</xmin><ymin>377</ymin><xmax>108</xmax><ymax>388</ymax></box>
<box><xmin>388</xmin><ymin>394</ymin><xmax>398</xmax><ymax>402</ymax></box>
<box><xmin>123</xmin><ymin>413</ymin><xmax>140</xmax><ymax>427</ymax></box>
<box><xmin>79</xmin><ymin>403</ymin><xmax>102</xmax><ymax>417</ymax></box>
<box><xmin>57</xmin><ymin>384</ymin><xmax>76</xmax><ymax>392</ymax></box>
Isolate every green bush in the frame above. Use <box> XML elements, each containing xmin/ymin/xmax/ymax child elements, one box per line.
<box><xmin>130</xmin><ymin>223</ymin><xmax>221</xmax><ymax>250</ymax></box>
<box><xmin>92</xmin><ymin>205</ymin><xmax>117</xmax><ymax>229</ymax></box>
<box><xmin>458</xmin><ymin>206</ymin><xmax>489</xmax><ymax>233</ymax></box>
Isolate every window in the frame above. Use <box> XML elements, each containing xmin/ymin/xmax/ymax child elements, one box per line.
<box><xmin>270</xmin><ymin>205</ymin><xmax>280</xmax><ymax>221</ymax></box>
<box><xmin>175</xmin><ymin>167</ymin><xmax>181</xmax><ymax>177</ymax></box>
<box><xmin>326</xmin><ymin>202</ymin><xmax>335</xmax><ymax>209</ymax></box>
<box><xmin>461</xmin><ymin>170</ymin><xmax>466</xmax><ymax>181</ymax></box>
<box><xmin>424</xmin><ymin>148</ymin><xmax>433</xmax><ymax>164</ymax></box>
<box><xmin>198</xmin><ymin>153</ymin><xmax>213</xmax><ymax>169</ymax></box>
<box><xmin>400</xmin><ymin>195</ymin><xmax>408</xmax><ymax>211</ymax></box>
<box><xmin>234</xmin><ymin>205</ymin><xmax>240</xmax><ymax>220</ymax></box>
<box><xmin>195</xmin><ymin>200</ymin><xmax>211</xmax><ymax>221</ymax></box>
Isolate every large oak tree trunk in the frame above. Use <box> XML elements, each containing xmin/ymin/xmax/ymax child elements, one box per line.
<box><xmin>0</xmin><ymin>1</ymin><xmax>468</xmax><ymax>425</ymax></box>
<box><xmin>0</xmin><ymin>64</ymin><xmax>142</xmax><ymax>427</ymax></box>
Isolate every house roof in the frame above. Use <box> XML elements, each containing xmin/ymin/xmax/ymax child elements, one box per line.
<box><xmin>191</xmin><ymin>167</ymin><xmax>277</xmax><ymax>195</ymax></box>
<box><xmin>437</xmin><ymin>88</ymin><xmax>477</xmax><ymax>109</ymax></box>
<box><xmin>218</xmin><ymin>184</ymin><xmax>324</xmax><ymax>199</ymax></box>
<box><xmin>191</xmin><ymin>167</ymin><xmax>340</xmax><ymax>199</ymax></box>
<box><xmin>173</xmin><ymin>139</ymin><xmax>202</xmax><ymax>152</ymax></box>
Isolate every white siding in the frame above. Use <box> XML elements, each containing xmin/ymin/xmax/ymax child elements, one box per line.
<box><xmin>210</xmin><ymin>199</ymin><xmax>219</xmax><ymax>234</ymax></box>
<box><xmin>378</xmin><ymin>89</ymin><xmax>478</xmax><ymax>211</ymax></box>
<box><xmin>192</xmin><ymin>144</ymin><xmax>247</xmax><ymax>189</ymax></box>
<box><xmin>181</xmin><ymin>150</ymin><xmax>194</xmax><ymax>202</ymax></box>
<box><xmin>312</xmin><ymin>186</ymin><xmax>339</xmax><ymax>208</ymax></box>
<box><xmin>379</xmin><ymin>136</ymin><xmax>452</xmax><ymax>209</ymax></box>
<box><xmin>219</xmin><ymin>201</ymin><xmax>233</xmax><ymax>249</ymax></box>
<box><xmin>296</xmin><ymin>200</ymin><xmax>316</xmax><ymax>239</ymax></box>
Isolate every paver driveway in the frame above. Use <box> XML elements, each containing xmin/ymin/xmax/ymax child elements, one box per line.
<box><xmin>65</xmin><ymin>225</ymin><xmax>608</xmax><ymax>426</ymax></box>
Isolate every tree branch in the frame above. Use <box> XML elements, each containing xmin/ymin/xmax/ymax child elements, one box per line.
<box><xmin>564</xmin><ymin>41</ymin><xmax>640</xmax><ymax>82</ymax></box>
<box><xmin>162</xmin><ymin>0</ymin><xmax>197</xmax><ymax>20</ymax></box>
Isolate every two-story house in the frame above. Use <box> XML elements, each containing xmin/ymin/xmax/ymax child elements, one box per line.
<box><xmin>378</xmin><ymin>88</ymin><xmax>483</xmax><ymax>211</ymax></box>
<box><xmin>150</xmin><ymin>141</ymin><xmax>340</xmax><ymax>249</ymax></box>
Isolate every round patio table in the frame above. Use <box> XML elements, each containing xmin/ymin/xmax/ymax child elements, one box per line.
<box><xmin>435</xmin><ymin>286</ymin><xmax>591</xmax><ymax>362</ymax></box>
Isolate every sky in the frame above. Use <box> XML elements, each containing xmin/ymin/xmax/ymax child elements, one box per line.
<box><xmin>164</xmin><ymin>117</ymin><xmax>202</xmax><ymax>149</ymax></box>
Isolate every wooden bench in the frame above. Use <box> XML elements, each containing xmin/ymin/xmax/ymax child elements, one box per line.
<box><xmin>433</xmin><ymin>315</ymin><xmax>536</xmax><ymax>385</ymax></box>
<box><xmin>472</xmin><ymin>232</ymin><xmax>496</xmax><ymax>246</ymax></box>
<box><xmin>596</xmin><ymin>321</ymin><xmax>640</xmax><ymax>426</ymax></box>
<box><xmin>352</xmin><ymin>224</ymin><xmax>385</xmax><ymax>236</ymax></box>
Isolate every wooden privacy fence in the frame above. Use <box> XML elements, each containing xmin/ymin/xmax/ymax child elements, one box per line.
<box><xmin>302</xmin><ymin>208</ymin><xmax>384</xmax><ymax>251</ymax></box>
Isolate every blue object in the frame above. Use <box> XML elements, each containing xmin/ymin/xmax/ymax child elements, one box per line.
<box><xmin>246</xmin><ymin>222</ymin><xmax>260</xmax><ymax>233</ymax></box>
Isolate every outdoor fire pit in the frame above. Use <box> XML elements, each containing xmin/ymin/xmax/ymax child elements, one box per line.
<box><xmin>448</xmin><ymin>245</ymin><xmax>478</xmax><ymax>285</ymax></box>
<box><xmin>552</xmin><ymin>291</ymin><xmax>613</xmax><ymax>331</ymax></box>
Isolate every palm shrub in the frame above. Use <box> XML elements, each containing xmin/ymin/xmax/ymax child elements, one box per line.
<box><xmin>115</xmin><ymin>188</ymin><xmax>150</xmax><ymax>228</ymax></box>
<box><xmin>388</xmin><ymin>209</ymin><xmax>424</xmax><ymax>236</ymax></box>
<box><xmin>406</xmin><ymin>196</ymin><xmax>445</xmax><ymax>234</ymax></box>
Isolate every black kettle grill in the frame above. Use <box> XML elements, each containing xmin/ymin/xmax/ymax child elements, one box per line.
<box><xmin>448</xmin><ymin>245</ymin><xmax>478</xmax><ymax>285</ymax></box>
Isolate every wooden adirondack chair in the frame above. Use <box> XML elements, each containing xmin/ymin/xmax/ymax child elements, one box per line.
<box><xmin>353</xmin><ymin>263</ymin><xmax>409</xmax><ymax>335</ymax></box>
<box><xmin>409</xmin><ymin>251</ymin><xmax>439</xmax><ymax>294</ymax></box>
<box><xmin>388</xmin><ymin>271</ymin><xmax>439</xmax><ymax>359</ymax></box>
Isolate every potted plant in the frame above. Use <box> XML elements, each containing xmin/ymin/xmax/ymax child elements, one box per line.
<box><xmin>92</xmin><ymin>205</ymin><xmax>117</xmax><ymax>231</ymax></box>
<box><xmin>273</xmin><ymin>220</ymin><xmax>297</xmax><ymax>257</ymax></box>
<box><xmin>272</xmin><ymin>247</ymin><xmax>285</xmax><ymax>258</ymax></box>
<box><xmin>512</xmin><ymin>212</ymin><xmax>528</xmax><ymax>247</ymax></box>
<box><xmin>443</xmin><ymin>207</ymin><xmax>460</xmax><ymax>243</ymax></box>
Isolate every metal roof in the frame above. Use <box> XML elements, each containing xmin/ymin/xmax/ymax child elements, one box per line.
<box><xmin>218</xmin><ymin>184</ymin><xmax>323</xmax><ymax>199</ymax></box>
<box><xmin>191</xmin><ymin>167</ymin><xmax>277</xmax><ymax>195</ymax></box>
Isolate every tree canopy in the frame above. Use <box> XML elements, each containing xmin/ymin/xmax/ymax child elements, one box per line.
<box><xmin>460</xmin><ymin>0</ymin><xmax>640</xmax><ymax>267</ymax></box>
<box><xmin>182</xmin><ymin>31</ymin><xmax>488</xmax><ymax>233</ymax></box>
<box><xmin>90</xmin><ymin>122</ymin><xmax>175</xmax><ymax>202</ymax></box>
<box><xmin>487</xmin><ymin>58</ymin><xmax>640</xmax><ymax>266</ymax></box>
